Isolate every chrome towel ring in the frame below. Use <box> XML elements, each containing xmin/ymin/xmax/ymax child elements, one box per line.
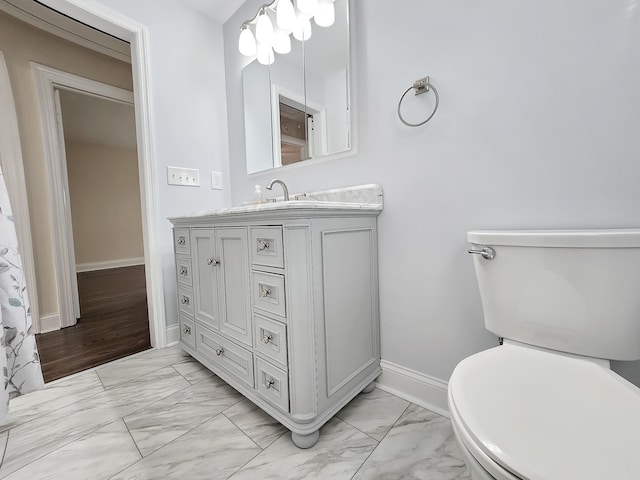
<box><xmin>397</xmin><ymin>76</ymin><xmax>440</xmax><ymax>127</ymax></box>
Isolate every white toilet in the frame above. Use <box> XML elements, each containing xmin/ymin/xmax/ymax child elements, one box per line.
<box><xmin>448</xmin><ymin>229</ymin><xmax>640</xmax><ymax>480</ymax></box>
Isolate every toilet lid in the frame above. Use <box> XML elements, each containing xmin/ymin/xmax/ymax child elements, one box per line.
<box><xmin>449</xmin><ymin>343</ymin><xmax>640</xmax><ymax>480</ymax></box>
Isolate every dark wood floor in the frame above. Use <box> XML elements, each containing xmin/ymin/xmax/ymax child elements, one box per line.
<box><xmin>36</xmin><ymin>265</ymin><xmax>152</xmax><ymax>383</ymax></box>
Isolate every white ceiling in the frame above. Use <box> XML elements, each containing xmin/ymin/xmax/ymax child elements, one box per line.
<box><xmin>58</xmin><ymin>90</ymin><xmax>137</xmax><ymax>150</ymax></box>
<box><xmin>178</xmin><ymin>0</ymin><xmax>247</xmax><ymax>24</ymax></box>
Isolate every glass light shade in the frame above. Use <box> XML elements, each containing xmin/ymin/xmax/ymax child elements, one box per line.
<box><xmin>256</xmin><ymin>43</ymin><xmax>275</xmax><ymax>65</ymax></box>
<box><xmin>293</xmin><ymin>16</ymin><xmax>312</xmax><ymax>41</ymax></box>
<box><xmin>276</xmin><ymin>0</ymin><xmax>296</xmax><ymax>32</ymax></box>
<box><xmin>314</xmin><ymin>2</ymin><xmax>335</xmax><ymax>27</ymax></box>
<box><xmin>296</xmin><ymin>0</ymin><xmax>318</xmax><ymax>16</ymax></box>
<box><xmin>238</xmin><ymin>26</ymin><xmax>257</xmax><ymax>56</ymax></box>
<box><xmin>273</xmin><ymin>29</ymin><xmax>292</xmax><ymax>54</ymax></box>
<box><xmin>255</xmin><ymin>11</ymin><xmax>275</xmax><ymax>46</ymax></box>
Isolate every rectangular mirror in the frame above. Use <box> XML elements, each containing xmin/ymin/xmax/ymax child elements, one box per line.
<box><xmin>242</xmin><ymin>0</ymin><xmax>351</xmax><ymax>174</ymax></box>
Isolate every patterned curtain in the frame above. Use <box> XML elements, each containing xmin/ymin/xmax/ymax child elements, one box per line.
<box><xmin>0</xmin><ymin>166</ymin><xmax>44</xmax><ymax>422</ymax></box>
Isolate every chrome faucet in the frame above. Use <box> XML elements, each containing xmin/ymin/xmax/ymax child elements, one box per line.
<box><xmin>266</xmin><ymin>179</ymin><xmax>289</xmax><ymax>201</ymax></box>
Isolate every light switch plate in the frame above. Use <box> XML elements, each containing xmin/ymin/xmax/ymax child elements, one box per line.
<box><xmin>167</xmin><ymin>166</ymin><xmax>200</xmax><ymax>186</ymax></box>
<box><xmin>211</xmin><ymin>171</ymin><xmax>223</xmax><ymax>190</ymax></box>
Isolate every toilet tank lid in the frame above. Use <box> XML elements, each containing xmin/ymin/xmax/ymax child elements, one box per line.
<box><xmin>468</xmin><ymin>228</ymin><xmax>640</xmax><ymax>248</ymax></box>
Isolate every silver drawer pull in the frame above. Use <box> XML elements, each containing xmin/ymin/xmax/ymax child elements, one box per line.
<box><xmin>468</xmin><ymin>246</ymin><xmax>496</xmax><ymax>260</ymax></box>
<box><xmin>181</xmin><ymin>295</ymin><xmax>190</xmax><ymax>305</ymax></box>
<box><xmin>260</xmin><ymin>287</ymin><xmax>272</xmax><ymax>298</ymax></box>
<box><xmin>258</xmin><ymin>239</ymin><xmax>270</xmax><ymax>251</ymax></box>
<box><xmin>215</xmin><ymin>347</ymin><xmax>224</xmax><ymax>356</ymax></box>
<box><xmin>207</xmin><ymin>257</ymin><xmax>220</xmax><ymax>266</ymax></box>
<box><xmin>265</xmin><ymin>378</ymin><xmax>275</xmax><ymax>389</ymax></box>
<box><xmin>262</xmin><ymin>333</ymin><xmax>273</xmax><ymax>344</ymax></box>
<box><xmin>183</xmin><ymin>325</ymin><xmax>191</xmax><ymax>335</ymax></box>
<box><xmin>179</xmin><ymin>266</ymin><xmax>188</xmax><ymax>276</ymax></box>
<box><xmin>177</xmin><ymin>236</ymin><xmax>186</xmax><ymax>246</ymax></box>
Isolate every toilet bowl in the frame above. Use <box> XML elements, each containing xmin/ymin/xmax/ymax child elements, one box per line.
<box><xmin>450</xmin><ymin>229</ymin><xmax>640</xmax><ymax>480</ymax></box>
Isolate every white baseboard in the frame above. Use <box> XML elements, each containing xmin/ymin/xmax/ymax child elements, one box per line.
<box><xmin>76</xmin><ymin>257</ymin><xmax>145</xmax><ymax>273</ymax></box>
<box><xmin>166</xmin><ymin>324</ymin><xmax>180</xmax><ymax>347</ymax></box>
<box><xmin>39</xmin><ymin>313</ymin><xmax>61</xmax><ymax>333</ymax></box>
<box><xmin>376</xmin><ymin>359</ymin><xmax>450</xmax><ymax>418</ymax></box>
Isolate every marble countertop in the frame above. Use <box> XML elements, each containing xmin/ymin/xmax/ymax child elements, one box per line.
<box><xmin>168</xmin><ymin>184</ymin><xmax>383</xmax><ymax>222</ymax></box>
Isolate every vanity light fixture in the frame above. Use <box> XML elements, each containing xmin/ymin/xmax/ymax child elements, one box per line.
<box><xmin>255</xmin><ymin>8</ymin><xmax>275</xmax><ymax>45</ymax></box>
<box><xmin>292</xmin><ymin>14</ymin><xmax>312</xmax><ymax>41</ymax></box>
<box><xmin>239</xmin><ymin>0</ymin><xmax>337</xmax><ymax>63</ymax></box>
<box><xmin>314</xmin><ymin>0</ymin><xmax>335</xmax><ymax>27</ymax></box>
<box><xmin>276</xmin><ymin>0</ymin><xmax>297</xmax><ymax>31</ymax></box>
<box><xmin>296</xmin><ymin>0</ymin><xmax>318</xmax><ymax>16</ymax></box>
<box><xmin>238</xmin><ymin>24</ymin><xmax>257</xmax><ymax>56</ymax></box>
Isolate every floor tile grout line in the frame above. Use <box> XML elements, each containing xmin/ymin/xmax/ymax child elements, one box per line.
<box><xmin>98</xmin><ymin>358</ymin><xmax>190</xmax><ymax>391</ymax></box>
<box><xmin>122</xmin><ymin>392</ymin><xmax>246</xmax><ymax>463</ymax></box>
<box><xmin>9</xmin><ymin>349</ymin><xmax>183</xmax><ymax>431</ymax></box>
<box><xmin>2</xmin><ymin>373</ymin><xmax>108</xmax><ymax>437</ymax></box>
<box><xmin>121</xmin><ymin>418</ymin><xmax>145</xmax><ymax>460</ymax></box>
<box><xmin>0</xmin><ymin>431</ymin><xmax>9</xmax><ymax>469</ymax></box>
<box><xmin>3</xmin><ymin>361</ymin><xmax>194</xmax><ymax>476</ymax></box>
<box><xmin>3</xmin><ymin>373</ymin><xmax>203</xmax><ymax>479</ymax></box>
<box><xmin>221</xmin><ymin>406</ymin><xmax>266</xmax><ymax>451</ymax></box>
<box><xmin>0</xmin><ymin>420</ymin><xmax>110</xmax><ymax>479</ymax></box>
<box><xmin>114</xmin><ymin>411</ymin><xmax>235</xmax><ymax>478</ymax></box>
<box><xmin>347</xmin><ymin>403</ymin><xmax>413</xmax><ymax>480</ymax></box>
<box><xmin>335</xmin><ymin>415</ymin><xmax>384</xmax><ymax>444</ymax></box>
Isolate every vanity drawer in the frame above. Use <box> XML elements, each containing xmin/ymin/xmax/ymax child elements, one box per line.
<box><xmin>180</xmin><ymin>314</ymin><xmax>195</xmax><ymax>349</ymax></box>
<box><xmin>255</xmin><ymin>356</ymin><xmax>289</xmax><ymax>413</ymax></box>
<box><xmin>250</xmin><ymin>227</ymin><xmax>284</xmax><ymax>268</ymax></box>
<box><xmin>254</xmin><ymin>314</ymin><xmax>288</xmax><ymax>369</ymax></box>
<box><xmin>253</xmin><ymin>271</ymin><xmax>286</xmax><ymax>318</ymax></box>
<box><xmin>174</xmin><ymin>228</ymin><xmax>190</xmax><ymax>255</ymax></box>
<box><xmin>175</xmin><ymin>255</ymin><xmax>192</xmax><ymax>286</ymax></box>
<box><xmin>196</xmin><ymin>325</ymin><xmax>254</xmax><ymax>388</ymax></box>
<box><xmin>177</xmin><ymin>286</ymin><xmax>194</xmax><ymax>317</ymax></box>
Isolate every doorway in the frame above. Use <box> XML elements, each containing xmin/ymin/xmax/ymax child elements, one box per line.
<box><xmin>0</xmin><ymin>5</ymin><xmax>165</xmax><ymax>381</ymax></box>
<box><xmin>34</xmin><ymin>88</ymin><xmax>151</xmax><ymax>382</ymax></box>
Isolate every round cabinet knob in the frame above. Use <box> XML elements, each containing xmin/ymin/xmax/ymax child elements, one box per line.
<box><xmin>262</xmin><ymin>333</ymin><xmax>273</xmax><ymax>344</ymax></box>
<box><xmin>207</xmin><ymin>258</ymin><xmax>220</xmax><ymax>266</ymax></box>
<box><xmin>183</xmin><ymin>326</ymin><xmax>191</xmax><ymax>335</ymax></box>
<box><xmin>265</xmin><ymin>378</ymin><xmax>275</xmax><ymax>389</ymax></box>
<box><xmin>259</xmin><ymin>288</ymin><xmax>271</xmax><ymax>298</ymax></box>
<box><xmin>258</xmin><ymin>240</ymin><xmax>270</xmax><ymax>251</ymax></box>
<box><xmin>179</xmin><ymin>266</ymin><xmax>188</xmax><ymax>276</ymax></box>
<box><xmin>177</xmin><ymin>236</ymin><xmax>186</xmax><ymax>246</ymax></box>
<box><xmin>215</xmin><ymin>347</ymin><xmax>224</xmax><ymax>356</ymax></box>
<box><xmin>181</xmin><ymin>296</ymin><xmax>190</xmax><ymax>305</ymax></box>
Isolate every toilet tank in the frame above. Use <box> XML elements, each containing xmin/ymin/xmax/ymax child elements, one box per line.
<box><xmin>468</xmin><ymin>229</ymin><xmax>640</xmax><ymax>361</ymax></box>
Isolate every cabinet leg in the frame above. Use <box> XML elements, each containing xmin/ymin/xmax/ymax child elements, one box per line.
<box><xmin>291</xmin><ymin>430</ymin><xmax>320</xmax><ymax>449</ymax></box>
<box><xmin>362</xmin><ymin>381</ymin><xmax>376</xmax><ymax>394</ymax></box>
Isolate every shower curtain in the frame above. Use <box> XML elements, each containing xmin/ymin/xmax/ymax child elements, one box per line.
<box><xmin>0</xmin><ymin>166</ymin><xmax>44</xmax><ymax>423</ymax></box>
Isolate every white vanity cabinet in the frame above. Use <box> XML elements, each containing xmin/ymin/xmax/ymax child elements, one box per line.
<box><xmin>170</xmin><ymin>204</ymin><xmax>381</xmax><ymax>448</ymax></box>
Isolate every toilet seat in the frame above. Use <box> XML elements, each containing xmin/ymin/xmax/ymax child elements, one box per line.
<box><xmin>448</xmin><ymin>342</ymin><xmax>640</xmax><ymax>480</ymax></box>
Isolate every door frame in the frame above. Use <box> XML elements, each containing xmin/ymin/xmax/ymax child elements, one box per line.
<box><xmin>33</xmin><ymin>64</ymin><xmax>137</xmax><ymax>329</ymax></box>
<box><xmin>271</xmin><ymin>84</ymin><xmax>327</xmax><ymax>167</ymax></box>
<box><xmin>4</xmin><ymin>0</ymin><xmax>167</xmax><ymax>347</ymax></box>
<box><xmin>0</xmin><ymin>51</ymin><xmax>40</xmax><ymax>329</ymax></box>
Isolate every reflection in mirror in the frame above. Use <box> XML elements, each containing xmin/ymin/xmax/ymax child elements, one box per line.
<box><xmin>242</xmin><ymin>0</ymin><xmax>350</xmax><ymax>174</ymax></box>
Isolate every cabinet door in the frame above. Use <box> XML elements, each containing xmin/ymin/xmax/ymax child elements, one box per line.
<box><xmin>216</xmin><ymin>227</ymin><xmax>252</xmax><ymax>346</ymax></box>
<box><xmin>191</xmin><ymin>228</ymin><xmax>219</xmax><ymax>330</ymax></box>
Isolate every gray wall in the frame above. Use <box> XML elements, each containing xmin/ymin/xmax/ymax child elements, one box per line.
<box><xmin>225</xmin><ymin>0</ymin><xmax>640</xmax><ymax>385</ymax></box>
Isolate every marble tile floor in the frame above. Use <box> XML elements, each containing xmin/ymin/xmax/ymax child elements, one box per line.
<box><xmin>0</xmin><ymin>346</ymin><xmax>471</xmax><ymax>480</ymax></box>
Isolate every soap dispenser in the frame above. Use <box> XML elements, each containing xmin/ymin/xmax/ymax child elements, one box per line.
<box><xmin>254</xmin><ymin>184</ymin><xmax>264</xmax><ymax>204</ymax></box>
